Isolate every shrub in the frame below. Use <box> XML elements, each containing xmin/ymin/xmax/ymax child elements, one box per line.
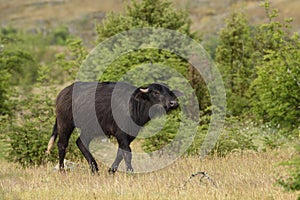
<box><xmin>141</xmin><ymin>111</ymin><xmax>180</xmax><ymax>154</ymax></box>
<box><xmin>215</xmin><ymin>11</ymin><xmax>255</xmax><ymax>116</ymax></box>
<box><xmin>0</xmin><ymin>68</ymin><xmax>11</xmax><ymax>115</ymax></box>
<box><xmin>49</xmin><ymin>26</ymin><xmax>72</xmax><ymax>45</ymax></box>
<box><xmin>277</xmin><ymin>144</ymin><xmax>300</xmax><ymax>197</ymax></box>
<box><xmin>4</xmin><ymin>65</ymin><xmax>82</xmax><ymax>167</ymax></box>
<box><xmin>0</xmin><ymin>33</ymin><xmax>35</xmax><ymax>114</ymax></box>
<box><xmin>250</xmin><ymin>1</ymin><xmax>300</xmax><ymax>129</ymax></box>
<box><xmin>186</xmin><ymin>116</ymin><xmax>288</xmax><ymax>157</ymax></box>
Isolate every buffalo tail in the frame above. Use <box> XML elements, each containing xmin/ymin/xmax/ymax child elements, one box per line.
<box><xmin>46</xmin><ymin>118</ymin><xmax>58</xmax><ymax>154</ymax></box>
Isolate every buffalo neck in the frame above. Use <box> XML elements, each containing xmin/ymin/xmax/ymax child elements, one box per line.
<box><xmin>129</xmin><ymin>97</ymin><xmax>151</xmax><ymax>126</ymax></box>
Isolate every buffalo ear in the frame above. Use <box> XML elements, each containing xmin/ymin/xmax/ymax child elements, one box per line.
<box><xmin>172</xmin><ymin>90</ymin><xmax>183</xmax><ymax>97</ymax></box>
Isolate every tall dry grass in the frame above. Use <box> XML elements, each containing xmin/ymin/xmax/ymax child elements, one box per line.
<box><xmin>0</xmin><ymin>147</ymin><xmax>299</xmax><ymax>200</ymax></box>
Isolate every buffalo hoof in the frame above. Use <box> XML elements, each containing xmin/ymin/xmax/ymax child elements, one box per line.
<box><xmin>108</xmin><ymin>167</ymin><xmax>117</xmax><ymax>174</ymax></box>
<box><xmin>58</xmin><ymin>168</ymin><xmax>66</xmax><ymax>174</ymax></box>
<box><xmin>126</xmin><ymin>168</ymin><xmax>134</xmax><ymax>175</ymax></box>
<box><xmin>91</xmin><ymin>170</ymin><xmax>99</xmax><ymax>176</ymax></box>
<box><xmin>91</xmin><ymin>163</ymin><xmax>99</xmax><ymax>175</ymax></box>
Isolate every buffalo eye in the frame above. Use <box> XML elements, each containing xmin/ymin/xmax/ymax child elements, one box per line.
<box><xmin>152</xmin><ymin>90</ymin><xmax>160</xmax><ymax>96</ymax></box>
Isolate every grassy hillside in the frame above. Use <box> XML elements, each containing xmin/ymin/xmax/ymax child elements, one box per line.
<box><xmin>1</xmin><ymin>0</ymin><xmax>299</xmax><ymax>43</ymax></box>
<box><xmin>0</xmin><ymin>147</ymin><xmax>299</xmax><ymax>199</ymax></box>
<box><xmin>189</xmin><ymin>0</ymin><xmax>300</xmax><ymax>34</ymax></box>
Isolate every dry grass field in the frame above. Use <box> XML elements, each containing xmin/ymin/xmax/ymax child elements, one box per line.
<box><xmin>0</xmin><ymin>147</ymin><xmax>299</xmax><ymax>200</ymax></box>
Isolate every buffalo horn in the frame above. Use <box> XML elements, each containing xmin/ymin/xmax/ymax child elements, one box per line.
<box><xmin>140</xmin><ymin>88</ymin><xmax>149</xmax><ymax>93</ymax></box>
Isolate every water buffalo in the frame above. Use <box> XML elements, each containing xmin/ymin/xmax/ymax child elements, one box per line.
<box><xmin>46</xmin><ymin>81</ymin><xmax>182</xmax><ymax>174</ymax></box>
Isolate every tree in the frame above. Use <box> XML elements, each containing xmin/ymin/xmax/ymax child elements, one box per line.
<box><xmin>250</xmin><ymin>1</ymin><xmax>300</xmax><ymax>129</ymax></box>
<box><xmin>93</xmin><ymin>0</ymin><xmax>194</xmax><ymax>82</ymax></box>
<box><xmin>97</xmin><ymin>0</ymin><xmax>192</xmax><ymax>43</ymax></box>
<box><xmin>215</xmin><ymin>11</ymin><xmax>255</xmax><ymax>116</ymax></box>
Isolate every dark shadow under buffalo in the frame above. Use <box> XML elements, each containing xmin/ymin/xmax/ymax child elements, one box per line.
<box><xmin>46</xmin><ymin>82</ymin><xmax>182</xmax><ymax>174</ymax></box>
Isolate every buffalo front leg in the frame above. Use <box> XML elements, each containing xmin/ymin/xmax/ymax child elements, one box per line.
<box><xmin>122</xmin><ymin>147</ymin><xmax>133</xmax><ymax>173</ymax></box>
<box><xmin>118</xmin><ymin>143</ymin><xmax>133</xmax><ymax>173</ymax></box>
<box><xmin>113</xmin><ymin>134</ymin><xmax>134</xmax><ymax>173</ymax></box>
<box><xmin>108</xmin><ymin>148</ymin><xmax>123</xmax><ymax>174</ymax></box>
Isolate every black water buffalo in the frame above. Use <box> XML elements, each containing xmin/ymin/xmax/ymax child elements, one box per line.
<box><xmin>46</xmin><ymin>81</ymin><xmax>182</xmax><ymax>173</ymax></box>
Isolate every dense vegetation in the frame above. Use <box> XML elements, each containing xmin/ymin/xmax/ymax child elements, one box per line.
<box><xmin>0</xmin><ymin>0</ymin><xmax>299</xmax><ymax>195</ymax></box>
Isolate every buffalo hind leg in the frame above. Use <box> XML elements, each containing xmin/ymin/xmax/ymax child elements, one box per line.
<box><xmin>57</xmin><ymin>126</ymin><xmax>74</xmax><ymax>172</ymax></box>
<box><xmin>76</xmin><ymin>137</ymin><xmax>99</xmax><ymax>174</ymax></box>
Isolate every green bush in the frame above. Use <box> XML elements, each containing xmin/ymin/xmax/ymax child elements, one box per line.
<box><xmin>214</xmin><ymin>1</ymin><xmax>300</xmax><ymax>130</ymax></box>
<box><xmin>277</xmin><ymin>144</ymin><xmax>300</xmax><ymax>197</ymax></box>
<box><xmin>1</xmin><ymin>26</ymin><xmax>72</xmax><ymax>88</ymax></box>
<box><xmin>186</xmin><ymin>116</ymin><xmax>289</xmax><ymax>157</ymax></box>
<box><xmin>0</xmin><ymin>32</ymin><xmax>39</xmax><ymax>114</ymax></box>
<box><xmin>55</xmin><ymin>38</ymin><xmax>88</xmax><ymax>82</ymax></box>
<box><xmin>141</xmin><ymin>110</ymin><xmax>180</xmax><ymax>153</ymax></box>
<box><xmin>7</xmin><ymin>119</ymin><xmax>82</xmax><ymax>167</ymax></box>
<box><xmin>0</xmin><ymin>28</ymin><xmax>52</xmax><ymax>88</ymax></box>
<box><xmin>49</xmin><ymin>26</ymin><xmax>72</xmax><ymax>45</ymax></box>
<box><xmin>249</xmin><ymin>1</ymin><xmax>300</xmax><ymax>129</ymax></box>
<box><xmin>3</xmin><ymin>65</ymin><xmax>82</xmax><ymax>167</ymax></box>
<box><xmin>215</xmin><ymin>11</ymin><xmax>255</xmax><ymax>116</ymax></box>
<box><xmin>0</xmin><ymin>68</ymin><xmax>11</xmax><ymax>115</ymax></box>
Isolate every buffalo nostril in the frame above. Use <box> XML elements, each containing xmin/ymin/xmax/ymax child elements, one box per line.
<box><xmin>170</xmin><ymin>101</ymin><xmax>177</xmax><ymax>107</ymax></box>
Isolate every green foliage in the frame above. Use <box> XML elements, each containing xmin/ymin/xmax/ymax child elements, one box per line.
<box><xmin>215</xmin><ymin>1</ymin><xmax>300</xmax><ymax>131</ymax></box>
<box><xmin>215</xmin><ymin>11</ymin><xmax>255</xmax><ymax>116</ymax></box>
<box><xmin>187</xmin><ymin>116</ymin><xmax>289</xmax><ymax>157</ymax></box>
<box><xmin>0</xmin><ymin>67</ymin><xmax>11</xmax><ymax>115</ymax></box>
<box><xmin>0</xmin><ymin>27</ymin><xmax>58</xmax><ymax>88</ymax></box>
<box><xmin>202</xmin><ymin>34</ymin><xmax>219</xmax><ymax>60</ymax></box>
<box><xmin>0</xmin><ymin>115</ymin><xmax>11</xmax><ymax>159</ymax></box>
<box><xmin>0</xmin><ymin>26</ymin><xmax>77</xmax><ymax>165</ymax></box>
<box><xmin>213</xmin><ymin>119</ymin><xmax>257</xmax><ymax>157</ymax></box>
<box><xmin>49</xmin><ymin>26</ymin><xmax>72</xmax><ymax>45</ymax></box>
<box><xmin>0</xmin><ymin>33</ymin><xmax>34</xmax><ymax>114</ymax></box>
<box><xmin>92</xmin><ymin>0</ymin><xmax>195</xmax><ymax>83</ymax></box>
<box><xmin>0</xmin><ymin>26</ymin><xmax>74</xmax><ymax>88</ymax></box>
<box><xmin>141</xmin><ymin>110</ymin><xmax>181</xmax><ymax>153</ymax></box>
<box><xmin>99</xmin><ymin>49</ymin><xmax>189</xmax><ymax>83</ymax></box>
<box><xmin>96</xmin><ymin>0</ymin><xmax>192</xmax><ymax>43</ymax></box>
<box><xmin>8</xmin><ymin>121</ymin><xmax>56</xmax><ymax>166</ymax></box>
<box><xmin>250</xmin><ymin>2</ymin><xmax>300</xmax><ymax>129</ymax></box>
<box><xmin>187</xmin><ymin>63</ymin><xmax>211</xmax><ymax>112</ymax></box>
<box><xmin>55</xmin><ymin>38</ymin><xmax>88</xmax><ymax>82</ymax></box>
<box><xmin>3</xmin><ymin>65</ymin><xmax>82</xmax><ymax>167</ymax></box>
<box><xmin>277</xmin><ymin>144</ymin><xmax>300</xmax><ymax>195</ymax></box>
